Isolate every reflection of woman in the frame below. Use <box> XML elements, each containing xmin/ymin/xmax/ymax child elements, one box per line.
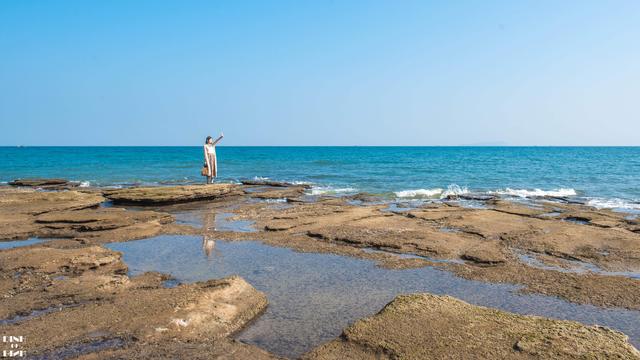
<box><xmin>202</xmin><ymin>235</ymin><xmax>216</xmax><ymax>257</ymax></box>
<box><xmin>203</xmin><ymin>133</ymin><xmax>224</xmax><ymax>184</ymax></box>
<box><xmin>202</xmin><ymin>210</ymin><xmax>216</xmax><ymax>258</ymax></box>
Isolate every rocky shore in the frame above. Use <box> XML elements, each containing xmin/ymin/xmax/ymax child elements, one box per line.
<box><xmin>1</xmin><ymin>180</ymin><xmax>639</xmax><ymax>359</ymax></box>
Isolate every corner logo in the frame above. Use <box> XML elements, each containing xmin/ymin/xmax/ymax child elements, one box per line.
<box><xmin>2</xmin><ymin>336</ymin><xmax>25</xmax><ymax>358</ymax></box>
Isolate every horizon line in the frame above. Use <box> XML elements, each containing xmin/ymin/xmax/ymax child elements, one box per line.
<box><xmin>2</xmin><ymin>145</ymin><xmax>640</xmax><ymax>148</ymax></box>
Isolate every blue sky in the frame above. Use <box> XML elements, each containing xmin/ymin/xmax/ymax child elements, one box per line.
<box><xmin>1</xmin><ymin>0</ymin><xmax>639</xmax><ymax>146</ymax></box>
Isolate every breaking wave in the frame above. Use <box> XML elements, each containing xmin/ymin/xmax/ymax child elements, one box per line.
<box><xmin>586</xmin><ymin>198</ymin><xmax>640</xmax><ymax>210</ymax></box>
<box><xmin>394</xmin><ymin>188</ymin><xmax>443</xmax><ymax>198</ymax></box>
<box><xmin>394</xmin><ymin>184</ymin><xmax>469</xmax><ymax>199</ymax></box>
<box><xmin>491</xmin><ymin>188</ymin><xmax>577</xmax><ymax>198</ymax></box>
<box><xmin>310</xmin><ymin>186</ymin><xmax>357</xmax><ymax>195</ymax></box>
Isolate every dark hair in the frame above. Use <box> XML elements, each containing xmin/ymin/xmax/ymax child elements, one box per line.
<box><xmin>205</xmin><ymin>136</ymin><xmax>212</xmax><ymax>144</ymax></box>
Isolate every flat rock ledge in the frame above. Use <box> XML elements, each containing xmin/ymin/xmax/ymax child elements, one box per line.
<box><xmin>304</xmin><ymin>293</ymin><xmax>640</xmax><ymax>360</ymax></box>
<box><xmin>103</xmin><ymin>184</ymin><xmax>243</xmax><ymax>205</ymax></box>
<box><xmin>8</xmin><ymin>178</ymin><xmax>74</xmax><ymax>188</ymax></box>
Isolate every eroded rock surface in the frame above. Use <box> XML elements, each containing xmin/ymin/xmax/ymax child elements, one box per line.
<box><xmin>103</xmin><ymin>184</ymin><xmax>243</xmax><ymax>205</ymax></box>
<box><xmin>224</xmin><ymin>198</ymin><xmax>640</xmax><ymax>309</ymax></box>
<box><xmin>304</xmin><ymin>293</ymin><xmax>640</xmax><ymax>359</ymax></box>
<box><xmin>0</xmin><ymin>239</ymin><xmax>267</xmax><ymax>357</ymax></box>
<box><xmin>0</xmin><ymin>188</ymin><xmax>106</xmax><ymax>239</ymax></box>
<box><xmin>0</xmin><ymin>188</ymin><xmax>173</xmax><ymax>242</ymax></box>
<box><xmin>9</xmin><ymin>178</ymin><xmax>71</xmax><ymax>187</ymax></box>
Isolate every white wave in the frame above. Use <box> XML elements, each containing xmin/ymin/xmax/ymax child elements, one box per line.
<box><xmin>394</xmin><ymin>188</ymin><xmax>443</xmax><ymax>198</ymax></box>
<box><xmin>441</xmin><ymin>184</ymin><xmax>469</xmax><ymax>198</ymax></box>
<box><xmin>79</xmin><ymin>181</ymin><xmax>90</xmax><ymax>188</ymax></box>
<box><xmin>491</xmin><ymin>188</ymin><xmax>577</xmax><ymax>198</ymax></box>
<box><xmin>310</xmin><ymin>186</ymin><xmax>357</xmax><ymax>195</ymax></box>
<box><xmin>586</xmin><ymin>198</ymin><xmax>640</xmax><ymax>210</ymax></box>
<box><xmin>253</xmin><ymin>176</ymin><xmax>270</xmax><ymax>181</ymax></box>
<box><xmin>291</xmin><ymin>180</ymin><xmax>313</xmax><ymax>185</ymax></box>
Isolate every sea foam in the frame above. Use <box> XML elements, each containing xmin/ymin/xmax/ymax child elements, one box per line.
<box><xmin>310</xmin><ymin>186</ymin><xmax>357</xmax><ymax>195</ymax></box>
<box><xmin>394</xmin><ymin>188</ymin><xmax>443</xmax><ymax>198</ymax></box>
<box><xmin>491</xmin><ymin>188</ymin><xmax>577</xmax><ymax>198</ymax></box>
<box><xmin>586</xmin><ymin>198</ymin><xmax>640</xmax><ymax>210</ymax></box>
<box><xmin>394</xmin><ymin>184</ymin><xmax>469</xmax><ymax>199</ymax></box>
<box><xmin>441</xmin><ymin>184</ymin><xmax>469</xmax><ymax>197</ymax></box>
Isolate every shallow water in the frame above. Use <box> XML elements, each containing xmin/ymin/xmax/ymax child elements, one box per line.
<box><xmin>31</xmin><ymin>337</ymin><xmax>127</xmax><ymax>360</ymax></box>
<box><xmin>516</xmin><ymin>250</ymin><xmax>640</xmax><ymax>280</ymax></box>
<box><xmin>107</xmin><ymin>235</ymin><xmax>640</xmax><ymax>358</ymax></box>
<box><xmin>0</xmin><ymin>238</ymin><xmax>44</xmax><ymax>250</ymax></box>
<box><xmin>173</xmin><ymin>211</ymin><xmax>255</xmax><ymax>232</ymax></box>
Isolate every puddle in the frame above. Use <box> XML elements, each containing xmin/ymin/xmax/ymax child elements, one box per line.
<box><xmin>214</xmin><ymin>213</ymin><xmax>255</xmax><ymax>232</ymax></box>
<box><xmin>107</xmin><ymin>235</ymin><xmax>640</xmax><ymax>358</ymax></box>
<box><xmin>31</xmin><ymin>337</ymin><xmax>127</xmax><ymax>360</ymax></box>
<box><xmin>516</xmin><ymin>250</ymin><xmax>640</xmax><ymax>280</ymax></box>
<box><xmin>0</xmin><ymin>238</ymin><xmax>44</xmax><ymax>250</ymax></box>
<box><xmin>267</xmin><ymin>203</ymin><xmax>294</xmax><ymax>210</ymax></box>
<box><xmin>173</xmin><ymin>211</ymin><xmax>255</xmax><ymax>232</ymax></box>
<box><xmin>99</xmin><ymin>201</ymin><xmax>114</xmax><ymax>208</ymax></box>
<box><xmin>382</xmin><ymin>203</ymin><xmax>417</xmax><ymax>212</ymax></box>
<box><xmin>439</xmin><ymin>226</ymin><xmax>462</xmax><ymax>233</ymax></box>
<box><xmin>447</xmin><ymin>199</ymin><xmax>488</xmax><ymax>209</ymax></box>
<box><xmin>539</xmin><ymin>212</ymin><xmax>562</xmax><ymax>218</ymax></box>
<box><xmin>0</xmin><ymin>304</ymin><xmax>79</xmax><ymax>326</ymax></box>
<box><xmin>563</xmin><ymin>217</ymin><xmax>591</xmax><ymax>225</ymax></box>
<box><xmin>361</xmin><ymin>247</ymin><xmax>465</xmax><ymax>264</ymax></box>
<box><xmin>244</xmin><ymin>186</ymin><xmax>273</xmax><ymax>193</ymax></box>
<box><xmin>162</xmin><ymin>279</ymin><xmax>181</xmax><ymax>288</ymax></box>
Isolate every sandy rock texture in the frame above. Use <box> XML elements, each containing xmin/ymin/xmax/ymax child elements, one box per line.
<box><xmin>0</xmin><ymin>238</ymin><xmax>267</xmax><ymax>357</ymax></box>
<box><xmin>0</xmin><ymin>188</ymin><xmax>173</xmax><ymax>242</ymax></box>
<box><xmin>304</xmin><ymin>293</ymin><xmax>640</xmax><ymax>359</ymax></box>
<box><xmin>223</xmin><ymin>197</ymin><xmax>640</xmax><ymax>309</ymax></box>
<box><xmin>0</xmin><ymin>188</ymin><xmax>105</xmax><ymax>239</ymax></box>
<box><xmin>8</xmin><ymin>178</ymin><xmax>72</xmax><ymax>188</ymax></box>
<box><xmin>103</xmin><ymin>184</ymin><xmax>243</xmax><ymax>205</ymax></box>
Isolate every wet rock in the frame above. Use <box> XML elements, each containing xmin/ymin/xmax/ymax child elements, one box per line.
<box><xmin>345</xmin><ymin>193</ymin><xmax>382</xmax><ymax>203</ymax></box>
<box><xmin>34</xmin><ymin>208</ymin><xmax>173</xmax><ymax>242</ymax></box>
<box><xmin>248</xmin><ymin>186</ymin><xmax>307</xmax><ymax>200</ymax></box>
<box><xmin>9</xmin><ymin>178</ymin><xmax>72</xmax><ymax>188</ymax></box>
<box><xmin>460</xmin><ymin>193</ymin><xmax>498</xmax><ymax>201</ymax></box>
<box><xmin>303</xmin><ymin>293</ymin><xmax>640</xmax><ymax>359</ymax></box>
<box><xmin>0</xmin><ymin>188</ymin><xmax>104</xmax><ymax>215</ymax></box>
<box><xmin>104</xmin><ymin>184</ymin><xmax>243</xmax><ymax>205</ymax></box>
<box><xmin>461</xmin><ymin>241</ymin><xmax>507</xmax><ymax>265</ymax></box>
<box><xmin>0</xmin><ymin>189</ymin><xmax>106</xmax><ymax>240</ymax></box>
<box><xmin>1</xmin><ymin>275</ymin><xmax>267</xmax><ymax>357</ymax></box>
<box><xmin>241</xmin><ymin>179</ymin><xmax>311</xmax><ymax>188</ymax></box>
<box><xmin>75</xmin><ymin>338</ymin><xmax>280</xmax><ymax>359</ymax></box>
<box><xmin>0</xmin><ymin>188</ymin><xmax>171</xmax><ymax>241</ymax></box>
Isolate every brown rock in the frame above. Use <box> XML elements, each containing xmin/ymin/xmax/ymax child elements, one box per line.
<box><xmin>104</xmin><ymin>184</ymin><xmax>243</xmax><ymax>205</ymax></box>
<box><xmin>8</xmin><ymin>178</ymin><xmax>71</xmax><ymax>187</ymax></box>
<box><xmin>304</xmin><ymin>293</ymin><xmax>640</xmax><ymax>359</ymax></box>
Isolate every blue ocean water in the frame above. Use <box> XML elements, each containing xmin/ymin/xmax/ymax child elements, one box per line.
<box><xmin>1</xmin><ymin>146</ymin><xmax>639</xmax><ymax>209</ymax></box>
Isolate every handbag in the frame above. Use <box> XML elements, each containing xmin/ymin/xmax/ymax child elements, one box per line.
<box><xmin>201</xmin><ymin>163</ymin><xmax>209</xmax><ymax>177</ymax></box>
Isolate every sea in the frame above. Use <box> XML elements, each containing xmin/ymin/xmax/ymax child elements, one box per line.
<box><xmin>1</xmin><ymin>146</ymin><xmax>639</xmax><ymax>212</ymax></box>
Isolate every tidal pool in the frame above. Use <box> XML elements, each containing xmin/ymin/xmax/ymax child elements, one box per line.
<box><xmin>0</xmin><ymin>238</ymin><xmax>45</xmax><ymax>250</ymax></box>
<box><xmin>107</xmin><ymin>235</ymin><xmax>640</xmax><ymax>358</ymax></box>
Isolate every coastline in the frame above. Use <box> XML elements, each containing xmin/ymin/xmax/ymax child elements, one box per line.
<box><xmin>1</xmin><ymin>180</ymin><xmax>639</xmax><ymax>358</ymax></box>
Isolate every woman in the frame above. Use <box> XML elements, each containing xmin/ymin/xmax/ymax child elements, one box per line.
<box><xmin>203</xmin><ymin>133</ymin><xmax>224</xmax><ymax>184</ymax></box>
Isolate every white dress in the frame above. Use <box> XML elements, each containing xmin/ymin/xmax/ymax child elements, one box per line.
<box><xmin>204</xmin><ymin>144</ymin><xmax>217</xmax><ymax>177</ymax></box>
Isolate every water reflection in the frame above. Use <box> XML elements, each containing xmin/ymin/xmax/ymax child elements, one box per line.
<box><xmin>107</xmin><ymin>235</ymin><xmax>640</xmax><ymax>358</ymax></box>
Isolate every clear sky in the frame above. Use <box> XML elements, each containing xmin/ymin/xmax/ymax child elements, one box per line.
<box><xmin>1</xmin><ymin>0</ymin><xmax>639</xmax><ymax>146</ymax></box>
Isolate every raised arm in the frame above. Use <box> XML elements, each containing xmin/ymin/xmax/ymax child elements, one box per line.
<box><xmin>212</xmin><ymin>133</ymin><xmax>224</xmax><ymax>146</ymax></box>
